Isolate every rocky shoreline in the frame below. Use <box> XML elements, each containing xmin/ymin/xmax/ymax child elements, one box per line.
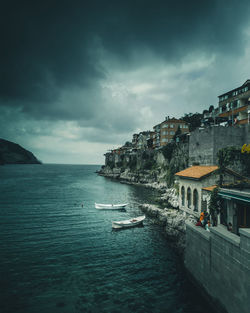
<box><xmin>99</xmin><ymin>170</ymin><xmax>195</xmax><ymax>257</ymax></box>
<box><xmin>139</xmin><ymin>203</ymin><xmax>196</xmax><ymax>256</ymax></box>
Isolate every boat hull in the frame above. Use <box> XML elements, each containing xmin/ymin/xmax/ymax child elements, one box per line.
<box><xmin>95</xmin><ymin>203</ymin><xmax>128</xmax><ymax>210</ymax></box>
<box><xmin>112</xmin><ymin>215</ymin><xmax>145</xmax><ymax>229</ymax></box>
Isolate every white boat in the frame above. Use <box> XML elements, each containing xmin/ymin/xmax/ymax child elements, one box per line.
<box><xmin>95</xmin><ymin>203</ymin><xmax>128</xmax><ymax>210</ymax></box>
<box><xmin>112</xmin><ymin>215</ymin><xmax>145</xmax><ymax>229</ymax></box>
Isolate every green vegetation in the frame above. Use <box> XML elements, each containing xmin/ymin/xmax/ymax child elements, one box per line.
<box><xmin>106</xmin><ymin>160</ymin><xmax>114</xmax><ymax>169</ymax></box>
<box><xmin>162</xmin><ymin>142</ymin><xmax>175</xmax><ymax>161</ymax></box>
<box><xmin>116</xmin><ymin>161</ymin><xmax>123</xmax><ymax>168</ymax></box>
<box><xmin>217</xmin><ymin>146</ymin><xmax>250</xmax><ymax>185</ymax></box>
<box><xmin>128</xmin><ymin>157</ymin><xmax>137</xmax><ymax>169</ymax></box>
<box><xmin>181</xmin><ymin>112</ymin><xmax>203</xmax><ymax>132</ymax></box>
<box><xmin>142</xmin><ymin>151</ymin><xmax>149</xmax><ymax>160</ymax></box>
<box><xmin>208</xmin><ymin>187</ymin><xmax>220</xmax><ymax>226</ymax></box>
<box><xmin>172</xmin><ymin>126</ymin><xmax>181</xmax><ymax>141</ymax></box>
<box><xmin>143</xmin><ymin>159</ymin><xmax>154</xmax><ymax>170</ymax></box>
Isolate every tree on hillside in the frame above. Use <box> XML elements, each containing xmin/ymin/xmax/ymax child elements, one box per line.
<box><xmin>217</xmin><ymin>146</ymin><xmax>250</xmax><ymax>185</ymax></box>
<box><xmin>209</xmin><ymin>105</ymin><xmax>214</xmax><ymax>113</ymax></box>
<box><xmin>208</xmin><ymin>187</ymin><xmax>220</xmax><ymax>226</ymax></box>
<box><xmin>181</xmin><ymin>112</ymin><xmax>203</xmax><ymax>132</ymax></box>
<box><xmin>173</xmin><ymin>126</ymin><xmax>181</xmax><ymax>141</ymax></box>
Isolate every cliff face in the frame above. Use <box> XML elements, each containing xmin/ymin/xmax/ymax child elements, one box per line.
<box><xmin>100</xmin><ymin>125</ymin><xmax>249</xmax><ymax>184</ymax></box>
<box><xmin>0</xmin><ymin>139</ymin><xmax>41</xmax><ymax>165</ymax></box>
<box><xmin>100</xmin><ymin>142</ymin><xmax>189</xmax><ymax>187</ymax></box>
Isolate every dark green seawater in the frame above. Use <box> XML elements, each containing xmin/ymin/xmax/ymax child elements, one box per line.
<box><xmin>0</xmin><ymin>164</ymin><xmax>215</xmax><ymax>313</ymax></box>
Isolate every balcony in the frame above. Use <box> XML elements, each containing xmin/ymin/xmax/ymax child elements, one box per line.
<box><xmin>219</xmin><ymin>104</ymin><xmax>249</xmax><ymax>118</ymax></box>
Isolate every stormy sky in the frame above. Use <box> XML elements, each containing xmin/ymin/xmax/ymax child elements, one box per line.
<box><xmin>1</xmin><ymin>0</ymin><xmax>250</xmax><ymax>164</ymax></box>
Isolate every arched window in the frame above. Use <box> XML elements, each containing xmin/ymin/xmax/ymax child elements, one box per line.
<box><xmin>181</xmin><ymin>186</ymin><xmax>185</xmax><ymax>206</ymax></box>
<box><xmin>187</xmin><ymin>187</ymin><xmax>191</xmax><ymax>208</ymax></box>
<box><xmin>193</xmin><ymin>189</ymin><xmax>199</xmax><ymax>211</ymax></box>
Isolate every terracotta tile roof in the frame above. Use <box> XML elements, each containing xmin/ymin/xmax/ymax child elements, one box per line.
<box><xmin>175</xmin><ymin>166</ymin><xmax>218</xmax><ymax>179</ymax></box>
<box><xmin>202</xmin><ymin>185</ymin><xmax>218</xmax><ymax>191</ymax></box>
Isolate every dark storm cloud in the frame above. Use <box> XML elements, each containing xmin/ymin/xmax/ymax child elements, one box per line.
<box><xmin>0</xmin><ymin>0</ymin><xmax>250</xmax><ymax>119</ymax></box>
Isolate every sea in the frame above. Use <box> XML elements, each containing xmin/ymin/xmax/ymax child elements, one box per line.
<box><xmin>0</xmin><ymin>164</ymin><xmax>216</xmax><ymax>313</ymax></box>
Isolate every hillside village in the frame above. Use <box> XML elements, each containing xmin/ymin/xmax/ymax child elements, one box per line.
<box><xmin>105</xmin><ymin>79</ymin><xmax>250</xmax><ymax>155</ymax></box>
<box><xmin>100</xmin><ymin>79</ymin><xmax>250</xmax><ymax>313</ymax></box>
<box><xmin>100</xmin><ymin>79</ymin><xmax>250</xmax><ymax>233</ymax></box>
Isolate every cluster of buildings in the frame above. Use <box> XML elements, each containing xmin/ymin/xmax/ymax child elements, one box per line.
<box><xmin>109</xmin><ymin>79</ymin><xmax>250</xmax><ymax>156</ymax></box>
<box><xmin>104</xmin><ymin>80</ymin><xmax>250</xmax><ymax>234</ymax></box>
<box><xmin>202</xmin><ymin>79</ymin><xmax>250</xmax><ymax>126</ymax></box>
<box><xmin>110</xmin><ymin>117</ymin><xmax>190</xmax><ymax>155</ymax></box>
<box><xmin>173</xmin><ymin>80</ymin><xmax>250</xmax><ymax>234</ymax></box>
<box><xmin>175</xmin><ymin>165</ymin><xmax>250</xmax><ymax>235</ymax></box>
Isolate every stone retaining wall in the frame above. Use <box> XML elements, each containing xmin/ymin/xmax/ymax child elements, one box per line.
<box><xmin>185</xmin><ymin>223</ymin><xmax>250</xmax><ymax>313</ymax></box>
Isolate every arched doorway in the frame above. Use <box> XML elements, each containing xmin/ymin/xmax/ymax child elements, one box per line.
<box><xmin>181</xmin><ymin>186</ymin><xmax>185</xmax><ymax>206</ymax></box>
<box><xmin>187</xmin><ymin>187</ymin><xmax>191</xmax><ymax>209</ymax></box>
<box><xmin>193</xmin><ymin>189</ymin><xmax>198</xmax><ymax>211</ymax></box>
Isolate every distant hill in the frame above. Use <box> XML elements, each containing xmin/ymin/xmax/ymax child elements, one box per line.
<box><xmin>0</xmin><ymin>139</ymin><xmax>42</xmax><ymax>165</ymax></box>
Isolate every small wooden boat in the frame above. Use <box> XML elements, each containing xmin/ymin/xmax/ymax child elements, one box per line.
<box><xmin>112</xmin><ymin>215</ymin><xmax>145</xmax><ymax>229</ymax></box>
<box><xmin>95</xmin><ymin>203</ymin><xmax>128</xmax><ymax>210</ymax></box>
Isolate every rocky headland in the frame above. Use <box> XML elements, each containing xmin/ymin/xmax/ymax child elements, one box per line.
<box><xmin>0</xmin><ymin>138</ymin><xmax>41</xmax><ymax>165</ymax></box>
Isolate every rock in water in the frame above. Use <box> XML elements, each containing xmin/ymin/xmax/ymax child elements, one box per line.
<box><xmin>0</xmin><ymin>138</ymin><xmax>41</xmax><ymax>165</ymax></box>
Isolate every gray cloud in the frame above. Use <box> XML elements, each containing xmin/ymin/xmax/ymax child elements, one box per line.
<box><xmin>1</xmin><ymin>1</ymin><xmax>250</xmax><ymax>105</ymax></box>
<box><xmin>1</xmin><ymin>0</ymin><xmax>250</xmax><ymax>163</ymax></box>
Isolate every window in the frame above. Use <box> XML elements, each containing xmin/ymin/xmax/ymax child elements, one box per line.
<box><xmin>187</xmin><ymin>188</ymin><xmax>191</xmax><ymax>208</ymax></box>
<box><xmin>170</xmin><ymin>124</ymin><xmax>174</xmax><ymax>128</ymax></box>
<box><xmin>181</xmin><ymin>186</ymin><xmax>185</xmax><ymax>206</ymax></box>
<box><xmin>193</xmin><ymin>189</ymin><xmax>198</xmax><ymax>212</ymax></box>
<box><xmin>180</xmin><ymin>125</ymin><xmax>183</xmax><ymax>128</ymax></box>
<box><xmin>219</xmin><ymin>94</ymin><xmax>229</xmax><ymax>101</ymax></box>
<box><xmin>170</xmin><ymin>131</ymin><xmax>175</xmax><ymax>135</ymax></box>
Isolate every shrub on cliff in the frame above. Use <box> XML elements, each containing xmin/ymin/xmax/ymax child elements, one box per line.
<box><xmin>128</xmin><ymin>158</ymin><xmax>137</xmax><ymax>169</ymax></box>
<box><xmin>106</xmin><ymin>160</ymin><xmax>114</xmax><ymax>169</ymax></box>
<box><xmin>217</xmin><ymin>146</ymin><xmax>250</xmax><ymax>184</ymax></box>
<box><xmin>162</xmin><ymin>143</ymin><xmax>175</xmax><ymax>162</ymax></box>
<box><xmin>143</xmin><ymin>160</ymin><xmax>154</xmax><ymax>170</ymax></box>
<box><xmin>181</xmin><ymin>112</ymin><xmax>202</xmax><ymax>131</ymax></box>
<box><xmin>208</xmin><ymin>187</ymin><xmax>220</xmax><ymax>226</ymax></box>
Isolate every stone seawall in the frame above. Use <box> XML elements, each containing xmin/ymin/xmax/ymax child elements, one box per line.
<box><xmin>185</xmin><ymin>223</ymin><xmax>250</xmax><ymax>313</ymax></box>
<box><xmin>140</xmin><ymin>203</ymin><xmax>196</xmax><ymax>256</ymax></box>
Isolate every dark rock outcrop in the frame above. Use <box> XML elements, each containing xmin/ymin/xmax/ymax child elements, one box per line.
<box><xmin>0</xmin><ymin>138</ymin><xmax>41</xmax><ymax>165</ymax></box>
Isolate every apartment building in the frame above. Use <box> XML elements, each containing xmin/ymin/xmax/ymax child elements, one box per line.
<box><xmin>133</xmin><ymin>131</ymin><xmax>154</xmax><ymax>150</ymax></box>
<box><xmin>152</xmin><ymin>117</ymin><xmax>189</xmax><ymax>148</ymax></box>
<box><xmin>160</xmin><ymin>117</ymin><xmax>189</xmax><ymax>147</ymax></box>
<box><xmin>218</xmin><ymin>79</ymin><xmax>250</xmax><ymax>125</ymax></box>
<box><xmin>152</xmin><ymin>123</ymin><xmax>161</xmax><ymax>148</ymax></box>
